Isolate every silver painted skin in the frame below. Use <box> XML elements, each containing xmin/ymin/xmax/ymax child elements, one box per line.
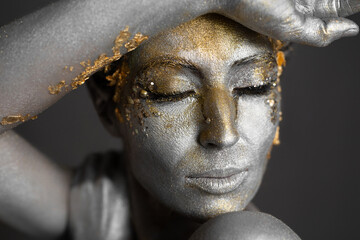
<box><xmin>0</xmin><ymin>0</ymin><xmax>359</xmax><ymax>239</ymax></box>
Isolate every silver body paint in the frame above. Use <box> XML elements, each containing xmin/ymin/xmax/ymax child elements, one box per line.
<box><xmin>0</xmin><ymin>0</ymin><xmax>359</xmax><ymax>239</ymax></box>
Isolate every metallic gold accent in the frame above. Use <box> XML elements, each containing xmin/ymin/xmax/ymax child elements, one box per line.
<box><xmin>1</xmin><ymin>114</ymin><xmax>38</xmax><ymax>126</ymax></box>
<box><xmin>273</xmin><ymin>126</ymin><xmax>280</xmax><ymax>146</ymax></box>
<box><xmin>115</xmin><ymin>107</ymin><xmax>124</xmax><ymax>123</ymax></box>
<box><xmin>112</xmin><ymin>58</ymin><xmax>130</xmax><ymax>103</ymax></box>
<box><xmin>276</xmin><ymin>50</ymin><xmax>286</xmax><ymax>77</ymax></box>
<box><xmin>127</xmin><ymin>96</ymin><xmax>135</xmax><ymax>105</ymax></box>
<box><xmin>140</xmin><ymin>90</ymin><xmax>148</xmax><ymax>98</ymax></box>
<box><xmin>48</xmin><ymin>27</ymin><xmax>147</xmax><ymax>94</ymax></box>
<box><xmin>124</xmin><ymin>33</ymin><xmax>149</xmax><ymax>52</ymax></box>
<box><xmin>80</xmin><ymin>61</ymin><xmax>88</xmax><ymax>68</ymax></box>
<box><xmin>112</xmin><ymin>26</ymin><xmax>131</xmax><ymax>56</ymax></box>
<box><xmin>48</xmin><ymin>80</ymin><xmax>67</xmax><ymax>95</ymax></box>
<box><xmin>266</xmin><ymin>144</ymin><xmax>273</xmax><ymax>160</ymax></box>
<box><xmin>266</xmin><ymin>126</ymin><xmax>281</xmax><ymax>160</ymax></box>
<box><xmin>266</xmin><ymin>90</ymin><xmax>280</xmax><ymax>124</ymax></box>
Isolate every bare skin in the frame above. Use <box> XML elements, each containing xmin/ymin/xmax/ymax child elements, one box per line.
<box><xmin>0</xmin><ymin>0</ymin><xmax>359</xmax><ymax>239</ymax></box>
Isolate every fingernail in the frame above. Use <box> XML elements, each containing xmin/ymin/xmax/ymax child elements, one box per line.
<box><xmin>344</xmin><ymin>28</ymin><xmax>359</xmax><ymax>37</ymax></box>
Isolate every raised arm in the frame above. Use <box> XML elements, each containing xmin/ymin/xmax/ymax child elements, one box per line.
<box><xmin>0</xmin><ymin>130</ymin><xmax>70</xmax><ymax>238</ymax></box>
<box><xmin>0</xmin><ymin>0</ymin><xmax>220</xmax><ymax>133</ymax></box>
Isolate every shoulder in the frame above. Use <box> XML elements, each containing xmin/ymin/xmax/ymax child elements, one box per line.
<box><xmin>69</xmin><ymin>151</ymin><xmax>132</xmax><ymax>240</ymax></box>
<box><xmin>190</xmin><ymin>211</ymin><xmax>301</xmax><ymax>240</ymax></box>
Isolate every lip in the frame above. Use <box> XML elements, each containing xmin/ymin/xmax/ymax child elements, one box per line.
<box><xmin>185</xmin><ymin>168</ymin><xmax>248</xmax><ymax>195</ymax></box>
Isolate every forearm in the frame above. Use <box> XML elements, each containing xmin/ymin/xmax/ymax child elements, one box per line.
<box><xmin>0</xmin><ymin>130</ymin><xmax>71</xmax><ymax>238</ymax></box>
<box><xmin>0</xmin><ymin>0</ymin><xmax>218</xmax><ymax>134</ymax></box>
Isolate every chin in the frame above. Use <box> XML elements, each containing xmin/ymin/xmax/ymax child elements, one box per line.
<box><xmin>169</xmin><ymin>188</ymin><xmax>254</xmax><ymax>222</ymax></box>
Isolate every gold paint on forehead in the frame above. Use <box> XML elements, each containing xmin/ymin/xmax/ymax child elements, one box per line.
<box><xmin>1</xmin><ymin>114</ymin><xmax>38</xmax><ymax>126</ymax></box>
<box><xmin>141</xmin><ymin>14</ymin><xmax>271</xmax><ymax>67</ymax></box>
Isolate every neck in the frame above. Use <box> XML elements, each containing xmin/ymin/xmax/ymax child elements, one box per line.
<box><xmin>126</xmin><ymin>172</ymin><xmax>201</xmax><ymax>240</ymax></box>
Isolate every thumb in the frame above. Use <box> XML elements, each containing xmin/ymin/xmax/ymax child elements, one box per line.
<box><xmin>289</xmin><ymin>16</ymin><xmax>359</xmax><ymax>46</ymax></box>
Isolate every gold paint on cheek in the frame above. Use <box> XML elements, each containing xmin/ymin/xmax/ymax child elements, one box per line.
<box><xmin>266</xmin><ymin>126</ymin><xmax>281</xmax><ymax>160</ymax></box>
<box><xmin>279</xmin><ymin>111</ymin><xmax>283</xmax><ymax>122</ymax></box>
<box><xmin>266</xmin><ymin>144</ymin><xmax>273</xmax><ymax>160</ymax></box>
<box><xmin>266</xmin><ymin>89</ymin><xmax>281</xmax><ymax>124</ymax></box>
<box><xmin>115</xmin><ymin>107</ymin><xmax>124</xmax><ymax>123</ymax></box>
<box><xmin>1</xmin><ymin>114</ymin><xmax>38</xmax><ymax>126</ymax></box>
<box><xmin>264</xmin><ymin>39</ymin><xmax>286</xmax><ymax>125</ymax></box>
<box><xmin>273</xmin><ymin>126</ymin><xmax>280</xmax><ymax>146</ymax></box>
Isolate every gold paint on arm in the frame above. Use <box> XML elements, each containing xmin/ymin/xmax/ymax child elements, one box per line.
<box><xmin>1</xmin><ymin>114</ymin><xmax>38</xmax><ymax>126</ymax></box>
<box><xmin>47</xmin><ymin>26</ymin><xmax>148</xmax><ymax>94</ymax></box>
<box><xmin>124</xmin><ymin>33</ymin><xmax>149</xmax><ymax>52</ymax></box>
<box><xmin>48</xmin><ymin>80</ymin><xmax>66</xmax><ymax>95</ymax></box>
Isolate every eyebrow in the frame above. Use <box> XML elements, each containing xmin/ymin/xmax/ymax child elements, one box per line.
<box><xmin>135</xmin><ymin>53</ymin><xmax>276</xmax><ymax>82</ymax></box>
<box><xmin>232</xmin><ymin>53</ymin><xmax>276</xmax><ymax>67</ymax></box>
<box><xmin>136</xmin><ymin>56</ymin><xmax>202</xmax><ymax>78</ymax></box>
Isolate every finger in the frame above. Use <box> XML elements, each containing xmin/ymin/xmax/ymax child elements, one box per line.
<box><xmin>336</xmin><ymin>0</ymin><xmax>360</xmax><ymax>16</ymax></box>
<box><xmin>287</xmin><ymin>16</ymin><xmax>359</xmax><ymax>46</ymax></box>
<box><xmin>302</xmin><ymin>0</ymin><xmax>360</xmax><ymax>18</ymax></box>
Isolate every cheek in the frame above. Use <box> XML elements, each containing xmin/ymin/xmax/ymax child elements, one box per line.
<box><xmin>124</xmin><ymin>98</ymin><xmax>202</xmax><ymax>179</ymax></box>
<box><xmin>235</xmin><ymin>95</ymin><xmax>278</xmax><ymax>176</ymax></box>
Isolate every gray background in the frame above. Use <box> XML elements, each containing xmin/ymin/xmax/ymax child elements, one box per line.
<box><xmin>1</xmin><ymin>1</ymin><xmax>359</xmax><ymax>239</ymax></box>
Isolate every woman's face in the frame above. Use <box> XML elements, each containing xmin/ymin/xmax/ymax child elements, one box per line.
<box><xmin>117</xmin><ymin>15</ymin><xmax>280</xmax><ymax>220</ymax></box>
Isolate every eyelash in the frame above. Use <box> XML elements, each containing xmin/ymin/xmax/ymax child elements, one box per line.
<box><xmin>138</xmin><ymin>83</ymin><xmax>271</xmax><ymax>103</ymax></box>
<box><xmin>145</xmin><ymin>90</ymin><xmax>197</xmax><ymax>102</ymax></box>
<box><xmin>233</xmin><ymin>83</ymin><xmax>272</xmax><ymax>97</ymax></box>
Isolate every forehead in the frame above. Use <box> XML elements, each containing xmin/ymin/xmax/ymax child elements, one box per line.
<box><xmin>131</xmin><ymin>14</ymin><xmax>274</xmax><ymax>71</ymax></box>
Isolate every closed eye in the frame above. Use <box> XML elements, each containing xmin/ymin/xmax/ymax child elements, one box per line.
<box><xmin>233</xmin><ymin>83</ymin><xmax>272</xmax><ymax>97</ymax></box>
<box><xmin>144</xmin><ymin>90</ymin><xmax>197</xmax><ymax>102</ymax></box>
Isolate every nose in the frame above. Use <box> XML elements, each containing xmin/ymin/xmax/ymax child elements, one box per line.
<box><xmin>199</xmin><ymin>87</ymin><xmax>240</xmax><ymax>149</ymax></box>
